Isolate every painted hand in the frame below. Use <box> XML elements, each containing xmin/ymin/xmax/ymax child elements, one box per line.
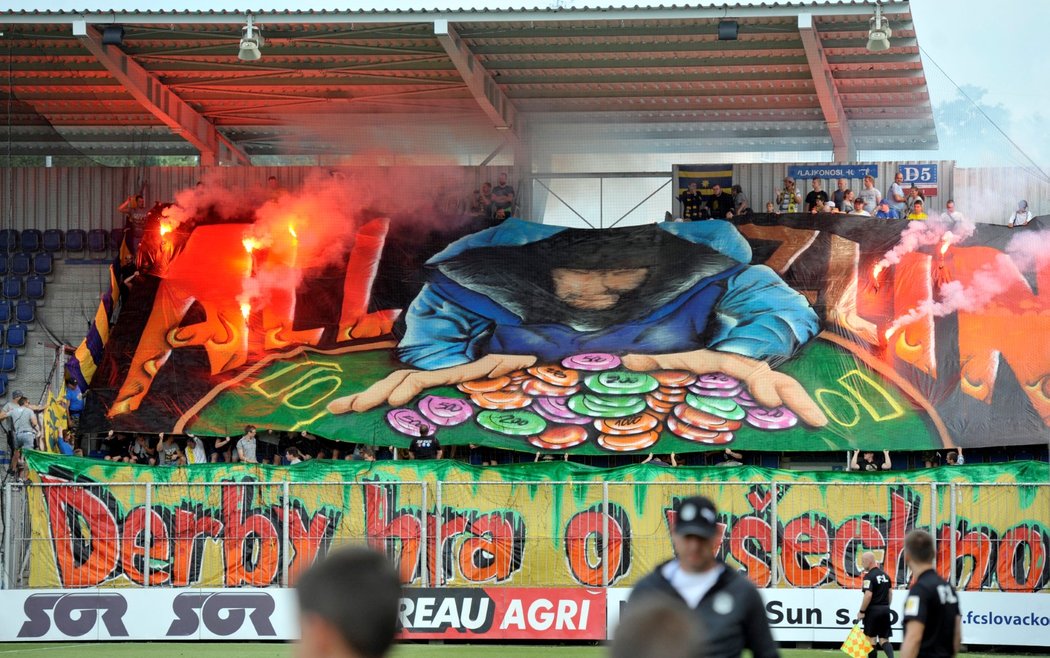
<box><xmin>327</xmin><ymin>353</ymin><xmax>538</xmax><ymax>414</ymax></box>
<box><xmin>621</xmin><ymin>349</ymin><xmax>828</xmax><ymax>427</ymax></box>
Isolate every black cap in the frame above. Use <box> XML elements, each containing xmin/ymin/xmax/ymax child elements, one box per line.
<box><xmin>674</xmin><ymin>496</ymin><xmax>719</xmax><ymax>538</ymax></box>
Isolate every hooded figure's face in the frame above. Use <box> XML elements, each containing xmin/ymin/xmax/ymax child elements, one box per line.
<box><xmin>551</xmin><ymin>267</ymin><xmax>648</xmax><ymax>310</ymax></box>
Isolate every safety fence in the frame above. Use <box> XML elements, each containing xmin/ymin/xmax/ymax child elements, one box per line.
<box><xmin>2</xmin><ymin>479</ymin><xmax>1047</xmax><ymax>593</ymax></box>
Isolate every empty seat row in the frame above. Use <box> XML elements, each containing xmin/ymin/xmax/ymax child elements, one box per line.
<box><xmin>2</xmin><ymin>276</ymin><xmax>46</xmax><ymax>300</ymax></box>
<box><xmin>0</xmin><ymin>252</ymin><xmax>53</xmax><ymax>276</ymax></box>
<box><xmin>1</xmin><ymin>228</ymin><xmax>122</xmax><ymax>254</ymax></box>
<box><xmin>0</xmin><ymin>300</ymin><xmax>36</xmax><ymax>323</ymax></box>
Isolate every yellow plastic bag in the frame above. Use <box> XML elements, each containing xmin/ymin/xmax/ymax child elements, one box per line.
<box><xmin>840</xmin><ymin>624</ymin><xmax>874</xmax><ymax>658</ymax></box>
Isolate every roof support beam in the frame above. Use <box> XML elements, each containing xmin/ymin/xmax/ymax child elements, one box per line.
<box><xmin>71</xmin><ymin>21</ymin><xmax>250</xmax><ymax>165</ymax></box>
<box><xmin>433</xmin><ymin>20</ymin><xmax>517</xmax><ymax>135</ymax></box>
<box><xmin>798</xmin><ymin>13</ymin><xmax>855</xmax><ymax>162</ymax></box>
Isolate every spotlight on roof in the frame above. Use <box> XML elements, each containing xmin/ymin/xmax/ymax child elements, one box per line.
<box><xmin>238</xmin><ymin>15</ymin><xmax>264</xmax><ymax>61</ymax></box>
<box><xmin>101</xmin><ymin>25</ymin><xmax>124</xmax><ymax>46</ymax></box>
<box><xmin>718</xmin><ymin>20</ymin><xmax>739</xmax><ymax>41</ymax></box>
<box><xmin>867</xmin><ymin>3</ymin><xmax>892</xmax><ymax>52</ymax></box>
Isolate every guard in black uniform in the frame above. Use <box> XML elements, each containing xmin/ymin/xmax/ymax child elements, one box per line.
<box><xmin>857</xmin><ymin>551</ymin><xmax>894</xmax><ymax>658</ymax></box>
<box><xmin>900</xmin><ymin>530</ymin><xmax>961</xmax><ymax>658</ymax></box>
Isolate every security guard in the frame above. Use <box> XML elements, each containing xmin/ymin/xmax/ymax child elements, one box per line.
<box><xmin>857</xmin><ymin>551</ymin><xmax>895</xmax><ymax>658</ymax></box>
<box><xmin>628</xmin><ymin>496</ymin><xmax>778</xmax><ymax>658</ymax></box>
<box><xmin>900</xmin><ymin>530</ymin><xmax>961</xmax><ymax>658</ymax></box>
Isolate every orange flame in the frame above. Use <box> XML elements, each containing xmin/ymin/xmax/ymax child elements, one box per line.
<box><xmin>240</xmin><ymin>302</ymin><xmax>251</xmax><ymax>320</ymax></box>
<box><xmin>939</xmin><ymin>239</ymin><xmax>951</xmax><ymax>256</ymax></box>
<box><xmin>288</xmin><ymin>224</ymin><xmax>298</xmax><ymax>240</ymax></box>
<box><xmin>159</xmin><ymin>223</ymin><xmax>171</xmax><ymax>236</ymax></box>
<box><xmin>242</xmin><ymin>237</ymin><xmax>259</xmax><ymax>253</ymax></box>
<box><xmin>873</xmin><ymin>263</ymin><xmax>885</xmax><ymax>280</ymax></box>
<box><xmin>884</xmin><ymin>326</ymin><xmax>895</xmax><ymax>342</ymax></box>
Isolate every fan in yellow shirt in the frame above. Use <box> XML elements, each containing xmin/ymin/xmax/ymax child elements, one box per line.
<box><xmin>906</xmin><ymin>199</ymin><xmax>928</xmax><ymax>220</ymax></box>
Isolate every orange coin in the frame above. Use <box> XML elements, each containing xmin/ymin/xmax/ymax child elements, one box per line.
<box><xmin>673</xmin><ymin>404</ymin><xmax>742</xmax><ymax>431</ymax></box>
<box><xmin>458</xmin><ymin>376</ymin><xmax>512</xmax><ymax>393</ymax></box>
<box><xmin>521</xmin><ymin>378</ymin><xmax>581</xmax><ymax>397</ymax></box>
<box><xmin>651</xmin><ymin>388</ymin><xmax>687</xmax><ymax>403</ymax></box>
<box><xmin>527</xmin><ymin>365</ymin><xmax>580</xmax><ymax>387</ymax></box>
<box><xmin>652</xmin><ymin>370</ymin><xmax>697</xmax><ymax>387</ymax></box>
<box><xmin>645</xmin><ymin>395</ymin><xmax>678</xmax><ymax>414</ymax></box>
<box><xmin>470</xmin><ymin>390</ymin><xmax>533</xmax><ymax>410</ymax></box>
<box><xmin>595</xmin><ymin>412</ymin><xmax>661</xmax><ymax>436</ymax></box>
<box><xmin>529</xmin><ymin>425</ymin><xmax>588</xmax><ymax>450</ymax></box>
<box><xmin>597</xmin><ymin>430</ymin><xmax>660</xmax><ymax>452</ymax></box>
<box><xmin>666</xmin><ymin>415</ymin><xmax>725</xmax><ymax>442</ymax></box>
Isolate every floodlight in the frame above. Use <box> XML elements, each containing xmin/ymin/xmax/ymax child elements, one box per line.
<box><xmin>238</xmin><ymin>15</ymin><xmax>264</xmax><ymax>61</ymax></box>
<box><xmin>718</xmin><ymin>20</ymin><xmax>739</xmax><ymax>41</ymax></box>
<box><xmin>101</xmin><ymin>25</ymin><xmax>124</xmax><ymax>45</ymax></box>
<box><xmin>867</xmin><ymin>3</ymin><xmax>892</xmax><ymax>52</ymax></box>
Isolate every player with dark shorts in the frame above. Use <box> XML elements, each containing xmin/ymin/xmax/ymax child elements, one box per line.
<box><xmin>857</xmin><ymin>551</ymin><xmax>894</xmax><ymax>658</ymax></box>
<box><xmin>901</xmin><ymin>530</ymin><xmax>961</xmax><ymax>658</ymax></box>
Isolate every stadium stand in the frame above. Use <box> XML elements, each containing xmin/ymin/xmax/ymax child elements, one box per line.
<box><xmin>20</xmin><ymin>229</ymin><xmax>42</xmax><ymax>253</ymax></box>
<box><xmin>42</xmin><ymin>229</ymin><xmax>63</xmax><ymax>253</ymax></box>
<box><xmin>89</xmin><ymin>229</ymin><xmax>109</xmax><ymax>254</ymax></box>
<box><xmin>9</xmin><ymin>253</ymin><xmax>30</xmax><ymax>276</ymax></box>
<box><xmin>3</xmin><ymin>276</ymin><xmax>22</xmax><ymax>300</ymax></box>
<box><xmin>25</xmin><ymin>275</ymin><xmax>45</xmax><ymax>300</ymax></box>
<box><xmin>33</xmin><ymin>253</ymin><xmax>53</xmax><ymax>276</ymax></box>
<box><xmin>65</xmin><ymin>228</ymin><xmax>87</xmax><ymax>253</ymax></box>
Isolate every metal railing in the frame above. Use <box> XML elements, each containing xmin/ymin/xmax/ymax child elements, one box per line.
<box><xmin>2</xmin><ymin>479</ymin><xmax>1047</xmax><ymax>592</ymax></box>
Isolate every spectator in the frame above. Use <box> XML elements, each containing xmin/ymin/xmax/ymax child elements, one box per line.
<box><xmin>764</xmin><ymin>201</ymin><xmax>778</xmax><ymax>215</ymax></box>
<box><xmin>825</xmin><ymin>200</ymin><xmax>838</xmax><ymax>213</ymax></box>
<box><xmin>185</xmin><ymin>434</ymin><xmax>207</xmax><ymax>464</ymax></box>
<box><xmin>677</xmin><ymin>182</ymin><xmax>704</xmax><ymax>221</ymax></box>
<box><xmin>874</xmin><ymin>199</ymin><xmax>900</xmax><ymax>219</ymax></box>
<box><xmin>1008</xmin><ymin>200</ymin><xmax>1034</xmax><ymax>228</ymax></box>
<box><xmin>63</xmin><ymin>378</ymin><xmax>85</xmax><ymax>430</ymax></box>
<box><xmin>922</xmin><ymin>452</ymin><xmax>941</xmax><ymax>469</ymax></box>
<box><xmin>851</xmin><ymin>198</ymin><xmax>872</xmax><ymax>216</ymax></box>
<box><xmin>118</xmin><ymin>193</ymin><xmax>148</xmax><ymax>226</ymax></box>
<box><xmin>906</xmin><ymin>199</ymin><xmax>928</xmax><ymax>220</ymax></box>
<box><xmin>476</xmin><ymin>182</ymin><xmax>493</xmax><ymax>217</ymax></box>
<box><xmin>945</xmin><ymin>447</ymin><xmax>964</xmax><ymax>465</ymax></box>
<box><xmin>718</xmin><ymin>448</ymin><xmax>744</xmax><ymax>466</ymax></box>
<box><xmin>888</xmin><ymin>171</ymin><xmax>907</xmax><ymax>216</ymax></box>
<box><xmin>237</xmin><ymin>425</ymin><xmax>259</xmax><ymax>464</ymax></box>
<box><xmin>706</xmin><ymin>184</ymin><xmax>735</xmax><ymax>219</ymax></box>
<box><xmin>642</xmin><ymin>453</ymin><xmax>677</xmax><ymax>467</ymax></box>
<box><xmin>831</xmin><ymin>178</ymin><xmax>849</xmax><ymax>210</ymax></box>
<box><xmin>490</xmin><ymin>172</ymin><xmax>515</xmax><ymax>221</ymax></box>
<box><xmin>266</xmin><ymin>175</ymin><xmax>283</xmax><ymax>200</ymax></box>
<box><xmin>904</xmin><ymin>184</ymin><xmax>925</xmax><ymax>212</ymax></box>
<box><xmin>776</xmin><ymin>177</ymin><xmax>802</xmax><ymax>213</ymax></box>
<box><xmin>285</xmin><ymin>446</ymin><xmax>304</xmax><ymax>464</ymax></box>
<box><xmin>8</xmin><ymin>392</ymin><xmax>40</xmax><ymax>477</ymax></box>
<box><xmin>805</xmin><ymin>178</ymin><xmax>829</xmax><ymax>211</ymax></box>
<box><xmin>944</xmin><ymin>199</ymin><xmax>964</xmax><ymax>224</ymax></box>
<box><xmin>858</xmin><ymin>175</ymin><xmax>882</xmax><ymax>213</ymax></box>
<box><xmin>409</xmin><ymin>425</ymin><xmax>441</xmax><ymax>460</ymax></box>
<box><xmin>127</xmin><ymin>434</ymin><xmax>156</xmax><ymax>465</ymax></box>
<box><xmin>811</xmin><ymin>198</ymin><xmax>826</xmax><ymax>214</ymax></box>
<box><xmin>851</xmin><ymin>449</ymin><xmax>891</xmax><ymax>471</ymax></box>
<box><xmin>156</xmin><ymin>433</ymin><xmax>184</xmax><ymax>466</ymax></box>
<box><xmin>352</xmin><ymin>446</ymin><xmax>376</xmax><ymax>462</ymax></box>
<box><xmin>104</xmin><ymin>430</ymin><xmax>130</xmax><ymax>461</ymax></box>
<box><xmin>212</xmin><ymin>435</ymin><xmax>233</xmax><ymax>463</ymax></box>
<box><xmin>731</xmin><ymin>184</ymin><xmax>750</xmax><ymax>217</ymax></box>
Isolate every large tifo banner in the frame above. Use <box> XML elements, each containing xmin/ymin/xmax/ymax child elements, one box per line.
<box><xmin>0</xmin><ymin>587</ymin><xmax>1044</xmax><ymax>644</ymax></box>
<box><xmin>80</xmin><ymin>174</ymin><xmax>1050</xmax><ymax>453</ymax></box>
<box><xmin>23</xmin><ymin>453</ymin><xmax>1049</xmax><ymax>594</ymax></box>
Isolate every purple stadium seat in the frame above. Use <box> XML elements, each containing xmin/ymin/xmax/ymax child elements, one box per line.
<box><xmin>3</xmin><ymin>277</ymin><xmax>22</xmax><ymax>300</ymax></box>
<box><xmin>9</xmin><ymin>253</ymin><xmax>30</xmax><ymax>276</ymax></box>
<box><xmin>66</xmin><ymin>229</ymin><xmax>87</xmax><ymax>252</ymax></box>
<box><xmin>0</xmin><ymin>230</ymin><xmax>18</xmax><ymax>253</ymax></box>
<box><xmin>20</xmin><ymin>229</ymin><xmax>42</xmax><ymax>253</ymax></box>
<box><xmin>0</xmin><ymin>302</ymin><xmax>10</xmax><ymax>324</ymax></box>
<box><xmin>0</xmin><ymin>254</ymin><xmax>7</xmax><ymax>275</ymax></box>
<box><xmin>33</xmin><ymin>252</ymin><xmax>53</xmax><ymax>275</ymax></box>
<box><xmin>89</xmin><ymin>229</ymin><xmax>109</xmax><ymax>253</ymax></box>
<box><xmin>26</xmin><ymin>275</ymin><xmax>45</xmax><ymax>300</ymax></box>
<box><xmin>15</xmin><ymin>300</ymin><xmax>35</xmax><ymax>323</ymax></box>
<box><xmin>42</xmin><ymin>229</ymin><xmax>64</xmax><ymax>253</ymax></box>
<box><xmin>0</xmin><ymin>349</ymin><xmax>16</xmax><ymax>373</ymax></box>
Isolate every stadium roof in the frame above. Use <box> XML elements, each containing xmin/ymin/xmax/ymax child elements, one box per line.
<box><xmin>0</xmin><ymin>1</ymin><xmax>937</xmax><ymax>163</ymax></box>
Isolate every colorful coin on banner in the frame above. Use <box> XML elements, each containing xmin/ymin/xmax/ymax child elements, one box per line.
<box><xmin>458</xmin><ymin>375</ymin><xmax>512</xmax><ymax>393</ymax></box>
<box><xmin>476</xmin><ymin>409</ymin><xmax>547</xmax><ymax>436</ymax></box>
<box><xmin>597</xmin><ymin>430</ymin><xmax>660</xmax><ymax>452</ymax></box>
<box><xmin>521</xmin><ymin>378</ymin><xmax>580</xmax><ymax>397</ymax></box>
<box><xmin>417</xmin><ymin>395</ymin><xmax>473</xmax><ymax>426</ymax></box>
<box><xmin>569</xmin><ymin>394</ymin><xmax>648</xmax><ymax>418</ymax></box>
<box><xmin>470</xmin><ymin>390</ymin><xmax>533</xmax><ymax>410</ymax></box>
<box><xmin>667</xmin><ymin>414</ymin><xmax>732</xmax><ymax>444</ymax></box>
<box><xmin>386</xmin><ymin>408</ymin><xmax>429</xmax><ymax>436</ymax></box>
<box><xmin>651</xmin><ymin>370</ymin><xmax>698</xmax><ymax>387</ymax></box>
<box><xmin>595</xmin><ymin>413</ymin><xmax>661</xmax><ymax>436</ymax></box>
<box><xmin>734</xmin><ymin>389</ymin><xmax>759</xmax><ymax>408</ymax></box>
<box><xmin>745</xmin><ymin>406</ymin><xmax>799</xmax><ymax>430</ymax></box>
<box><xmin>534</xmin><ymin>397</ymin><xmax>593</xmax><ymax>425</ymax></box>
<box><xmin>529</xmin><ymin>425</ymin><xmax>589</xmax><ymax>450</ymax></box>
<box><xmin>584</xmin><ymin>371</ymin><xmax>659</xmax><ymax>396</ymax></box>
<box><xmin>684</xmin><ymin>393</ymin><xmax>746</xmax><ymax>421</ymax></box>
<box><xmin>673</xmin><ymin>403</ymin><xmax>742</xmax><ymax>432</ymax></box>
<box><xmin>562</xmin><ymin>352</ymin><xmax>622</xmax><ymax>371</ymax></box>
<box><xmin>527</xmin><ymin>365</ymin><xmax>580</xmax><ymax>387</ymax></box>
<box><xmin>693</xmin><ymin>373</ymin><xmax>741</xmax><ymax>390</ymax></box>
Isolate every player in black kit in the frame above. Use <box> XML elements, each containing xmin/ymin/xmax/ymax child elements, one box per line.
<box><xmin>901</xmin><ymin>530</ymin><xmax>961</xmax><ymax>658</ymax></box>
<box><xmin>857</xmin><ymin>551</ymin><xmax>894</xmax><ymax>658</ymax></box>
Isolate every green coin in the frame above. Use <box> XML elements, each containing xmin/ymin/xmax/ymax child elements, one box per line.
<box><xmin>685</xmin><ymin>393</ymin><xmax>746</xmax><ymax>421</ymax></box>
<box><xmin>584</xmin><ymin>370</ymin><xmax>659</xmax><ymax>395</ymax></box>
<box><xmin>476</xmin><ymin>410</ymin><xmax>547</xmax><ymax>436</ymax></box>
<box><xmin>584</xmin><ymin>393</ymin><xmax>646</xmax><ymax>408</ymax></box>
<box><xmin>569</xmin><ymin>394</ymin><xmax>647</xmax><ymax>418</ymax></box>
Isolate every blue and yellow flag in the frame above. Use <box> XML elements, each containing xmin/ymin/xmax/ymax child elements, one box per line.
<box><xmin>675</xmin><ymin>164</ymin><xmax>733</xmax><ymax>196</ymax></box>
<box><xmin>41</xmin><ymin>390</ymin><xmax>68</xmax><ymax>454</ymax></box>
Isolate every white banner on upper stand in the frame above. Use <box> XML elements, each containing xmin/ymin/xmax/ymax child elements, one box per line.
<box><xmin>607</xmin><ymin>588</ymin><xmax>1050</xmax><ymax>647</ymax></box>
<box><xmin>0</xmin><ymin>587</ymin><xmax>1047</xmax><ymax>645</ymax></box>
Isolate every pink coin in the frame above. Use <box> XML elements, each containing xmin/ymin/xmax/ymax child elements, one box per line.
<box><xmin>386</xmin><ymin>408</ymin><xmax>429</xmax><ymax>435</ymax></box>
<box><xmin>693</xmin><ymin>373</ymin><xmax>741</xmax><ymax>390</ymax></box>
<box><xmin>687</xmin><ymin>383</ymin><xmax>742</xmax><ymax>398</ymax></box>
<box><xmin>418</xmin><ymin>395</ymin><xmax>473</xmax><ymax>427</ymax></box>
<box><xmin>561</xmin><ymin>353</ymin><xmax>622</xmax><ymax>371</ymax></box>
<box><xmin>734</xmin><ymin>390</ymin><xmax>760</xmax><ymax>407</ymax></box>
<box><xmin>745</xmin><ymin>407</ymin><xmax>799</xmax><ymax>430</ymax></box>
<box><xmin>535</xmin><ymin>397</ymin><xmax>592</xmax><ymax>425</ymax></box>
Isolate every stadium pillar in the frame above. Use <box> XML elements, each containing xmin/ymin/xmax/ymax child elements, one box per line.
<box><xmin>798</xmin><ymin>14</ymin><xmax>855</xmax><ymax>163</ymax></box>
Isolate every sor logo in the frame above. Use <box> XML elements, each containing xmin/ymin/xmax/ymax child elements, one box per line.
<box><xmin>18</xmin><ymin>593</ymin><xmax>129</xmax><ymax>638</ymax></box>
<box><xmin>166</xmin><ymin>592</ymin><xmax>277</xmax><ymax>637</ymax></box>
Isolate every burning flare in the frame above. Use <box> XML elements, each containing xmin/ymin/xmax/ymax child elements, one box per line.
<box><xmin>288</xmin><ymin>224</ymin><xmax>298</xmax><ymax>240</ymax></box>
<box><xmin>939</xmin><ymin>231</ymin><xmax>953</xmax><ymax>256</ymax></box>
<box><xmin>242</xmin><ymin>237</ymin><xmax>259</xmax><ymax>253</ymax></box>
<box><xmin>240</xmin><ymin>302</ymin><xmax>251</xmax><ymax>320</ymax></box>
<box><xmin>159</xmin><ymin>223</ymin><xmax>172</xmax><ymax>237</ymax></box>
